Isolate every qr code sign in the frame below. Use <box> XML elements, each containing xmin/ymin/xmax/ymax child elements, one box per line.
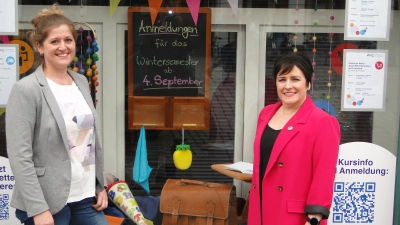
<box><xmin>0</xmin><ymin>194</ymin><xmax>10</xmax><ymax>220</ymax></box>
<box><xmin>332</xmin><ymin>182</ymin><xmax>375</xmax><ymax>223</ymax></box>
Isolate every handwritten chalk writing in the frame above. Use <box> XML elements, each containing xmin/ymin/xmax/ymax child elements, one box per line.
<box><xmin>172</xmin><ymin>40</ymin><xmax>187</xmax><ymax>47</ymax></box>
<box><xmin>151</xmin><ymin>38</ymin><xmax>188</xmax><ymax>48</ymax></box>
<box><xmin>138</xmin><ymin>20</ymin><xmax>198</xmax><ymax>39</ymax></box>
<box><xmin>143</xmin><ymin>75</ymin><xmax>150</xmax><ymax>86</ymax></box>
<box><xmin>155</xmin><ymin>39</ymin><xmax>168</xmax><ymax>48</ymax></box>
<box><xmin>136</xmin><ymin>55</ymin><xmax>199</xmax><ymax>66</ymax></box>
<box><xmin>130</xmin><ymin>10</ymin><xmax>209</xmax><ymax>97</ymax></box>
<box><xmin>153</xmin><ymin>75</ymin><xmax>203</xmax><ymax>88</ymax></box>
<box><xmin>164</xmin><ymin>67</ymin><xmax>173</xmax><ymax>73</ymax></box>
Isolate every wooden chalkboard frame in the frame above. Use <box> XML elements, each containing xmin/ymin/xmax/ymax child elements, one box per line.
<box><xmin>127</xmin><ymin>7</ymin><xmax>211</xmax><ymax>130</ymax></box>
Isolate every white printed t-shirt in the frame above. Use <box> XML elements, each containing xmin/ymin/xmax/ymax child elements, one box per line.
<box><xmin>47</xmin><ymin>79</ymin><xmax>96</xmax><ymax>203</ymax></box>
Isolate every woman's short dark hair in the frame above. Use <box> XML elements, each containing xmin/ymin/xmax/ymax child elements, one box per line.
<box><xmin>272</xmin><ymin>52</ymin><xmax>313</xmax><ymax>85</ymax></box>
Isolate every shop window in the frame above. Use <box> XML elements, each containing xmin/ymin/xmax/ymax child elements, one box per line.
<box><xmin>265</xmin><ymin>32</ymin><xmax>375</xmax><ymax>144</ymax></box>
<box><xmin>17</xmin><ymin>0</ymin><xmax>351</xmax><ymax>9</ymax></box>
<box><xmin>125</xmin><ymin>32</ymin><xmax>237</xmax><ymax>196</ymax></box>
<box><xmin>16</xmin><ymin>0</ymin><xmax>400</xmax><ymax>10</ymax></box>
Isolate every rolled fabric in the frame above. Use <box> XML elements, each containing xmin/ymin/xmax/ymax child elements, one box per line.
<box><xmin>133</xmin><ymin>126</ymin><xmax>152</xmax><ymax>194</ymax></box>
<box><xmin>107</xmin><ymin>180</ymin><xmax>153</xmax><ymax>225</ymax></box>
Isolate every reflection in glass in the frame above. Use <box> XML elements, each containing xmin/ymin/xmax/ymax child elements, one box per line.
<box><xmin>124</xmin><ymin>32</ymin><xmax>237</xmax><ymax>197</ymax></box>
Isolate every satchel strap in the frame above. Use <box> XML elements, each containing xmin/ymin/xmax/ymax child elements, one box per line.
<box><xmin>172</xmin><ymin>197</ymin><xmax>181</xmax><ymax>224</ymax></box>
<box><xmin>206</xmin><ymin>200</ymin><xmax>215</xmax><ymax>225</ymax></box>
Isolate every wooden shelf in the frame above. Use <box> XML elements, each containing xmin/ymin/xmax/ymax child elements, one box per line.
<box><xmin>128</xmin><ymin>96</ymin><xmax>209</xmax><ymax>130</ymax></box>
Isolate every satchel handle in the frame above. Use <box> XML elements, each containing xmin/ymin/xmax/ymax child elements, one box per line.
<box><xmin>176</xmin><ymin>179</ymin><xmax>221</xmax><ymax>188</ymax></box>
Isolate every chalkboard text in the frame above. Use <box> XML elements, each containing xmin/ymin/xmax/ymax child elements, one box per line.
<box><xmin>155</xmin><ymin>39</ymin><xmax>187</xmax><ymax>48</ymax></box>
<box><xmin>143</xmin><ymin>75</ymin><xmax>203</xmax><ymax>89</ymax></box>
<box><xmin>138</xmin><ymin>20</ymin><xmax>198</xmax><ymax>39</ymax></box>
<box><xmin>136</xmin><ymin>55</ymin><xmax>199</xmax><ymax>66</ymax></box>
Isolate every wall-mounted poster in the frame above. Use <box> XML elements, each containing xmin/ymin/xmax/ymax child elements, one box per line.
<box><xmin>0</xmin><ymin>0</ymin><xmax>18</xmax><ymax>35</ymax></box>
<box><xmin>341</xmin><ymin>49</ymin><xmax>387</xmax><ymax>111</ymax></box>
<box><xmin>328</xmin><ymin>142</ymin><xmax>396</xmax><ymax>225</ymax></box>
<box><xmin>344</xmin><ymin>0</ymin><xmax>391</xmax><ymax>41</ymax></box>
<box><xmin>0</xmin><ymin>44</ymin><xmax>19</xmax><ymax>107</ymax></box>
<box><xmin>0</xmin><ymin>156</ymin><xmax>20</xmax><ymax>224</ymax></box>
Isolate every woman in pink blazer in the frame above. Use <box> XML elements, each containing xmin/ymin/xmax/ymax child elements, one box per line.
<box><xmin>248</xmin><ymin>52</ymin><xmax>340</xmax><ymax>225</ymax></box>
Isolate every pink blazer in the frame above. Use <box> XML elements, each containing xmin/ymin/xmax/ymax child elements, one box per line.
<box><xmin>248</xmin><ymin>96</ymin><xmax>340</xmax><ymax>225</ymax></box>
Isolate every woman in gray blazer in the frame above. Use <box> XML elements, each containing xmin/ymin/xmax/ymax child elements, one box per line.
<box><xmin>6</xmin><ymin>4</ymin><xmax>108</xmax><ymax>225</ymax></box>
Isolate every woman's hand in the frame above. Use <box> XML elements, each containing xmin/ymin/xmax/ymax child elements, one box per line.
<box><xmin>92</xmin><ymin>189</ymin><xmax>108</xmax><ymax>211</ymax></box>
<box><xmin>305</xmin><ymin>214</ymin><xmax>322</xmax><ymax>225</ymax></box>
<box><xmin>33</xmin><ymin>210</ymin><xmax>54</xmax><ymax>225</ymax></box>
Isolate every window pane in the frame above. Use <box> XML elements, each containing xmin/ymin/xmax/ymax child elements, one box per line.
<box><xmin>124</xmin><ymin>32</ymin><xmax>237</xmax><ymax>196</ymax></box>
<box><xmin>16</xmin><ymin>0</ymin><xmax>361</xmax><ymax>9</ymax></box>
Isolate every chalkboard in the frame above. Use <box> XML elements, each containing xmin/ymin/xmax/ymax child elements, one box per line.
<box><xmin>127</xmin><ymin>7</ymin><xmax>211</xmax><ymax>130</ymax></box>
<box><xmin>128</xmin><ymin>7</ymin><xmax>211</xmax><ymax>97</ymax></box>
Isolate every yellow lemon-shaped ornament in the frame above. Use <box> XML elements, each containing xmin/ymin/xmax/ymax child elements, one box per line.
<box><xmin>173</xmin><ymin>144</ymin><xmax>192</xmax><ymax>170</ymax></box>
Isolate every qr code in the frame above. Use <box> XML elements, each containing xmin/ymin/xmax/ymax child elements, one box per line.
<box><xmin>331</xmin><ymin>182</ymin><xmax>375</xmax><ymax>223</ymax></box>
<box><xmin>0</xmin><ymin>194</ymin><xmax>10</xmax><ymax>220</ymax></box>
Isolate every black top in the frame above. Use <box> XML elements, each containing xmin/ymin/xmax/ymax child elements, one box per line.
<box><xmin>260</xmin><ymin>125</ymin><xmax>281</xmax><ymax>182</ymax></box>
<box><xmin>259</xmin><ymin>124</ymin><xmax>281</xmax><ymax>214</ymax></box>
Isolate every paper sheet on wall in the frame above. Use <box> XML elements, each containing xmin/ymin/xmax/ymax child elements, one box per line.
<box><xmin>0</xmin><ymin>44</ymin><xmax>19</xmax><ymax>107</ymax></box>
<box><xmin>0</xmin><ymin>0</ymin><xmax>17</xmax><ymax>34</ymax></box>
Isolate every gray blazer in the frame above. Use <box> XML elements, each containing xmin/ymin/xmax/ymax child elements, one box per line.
<box><xmin>6</xmin><ymin>65</ymin><xmax>105</xmax><ymax>218</ymax></box>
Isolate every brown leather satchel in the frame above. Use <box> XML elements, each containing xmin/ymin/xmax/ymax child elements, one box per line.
<box><xmin>160</xmin><ymin>179</ymin><xmax>237</xmax><ymax>225</ymax></box>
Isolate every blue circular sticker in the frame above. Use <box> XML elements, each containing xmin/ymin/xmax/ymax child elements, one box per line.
<box><xmin>6</xmin><ymin>56</ymin><xmax>15</xmax><ymax>65</ymax></box>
